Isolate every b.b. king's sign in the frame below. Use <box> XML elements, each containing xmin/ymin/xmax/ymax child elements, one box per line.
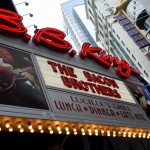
<box><xmin>0</xmin><ymin>8</ymin><xmax>149</xmax><ymax>128</ymax></box>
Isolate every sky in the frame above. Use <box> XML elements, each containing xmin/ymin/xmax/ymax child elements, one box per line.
<box><xmin>13</xmin><ymin>0</ymin><xmax>68</xmax><ymax>35</ymax></box>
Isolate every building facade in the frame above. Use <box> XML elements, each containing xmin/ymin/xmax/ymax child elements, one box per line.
<box><xmin>61</xmin><ymin>0</ymin><xmax>101</xmax><ymax>53</ymax></box>
<box><xmin>85</xmin><ymin>0</ymin><xmax>150</xmax><ymax>82</ymax></box>
<box><xmin>0</xmin><ymin>1</ymin><xmax>150</xmax><ymax>149</ymax></box>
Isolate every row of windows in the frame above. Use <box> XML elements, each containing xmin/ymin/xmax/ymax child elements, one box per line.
<box><xmin>110</xmin><ymin>33</ymin><xmax>140</xmax><ymax>70</ymax></box>
<box><xmin>110</xmin><ymin>31</ymin><xmax>149</xmax><ymax>77</ymax></box>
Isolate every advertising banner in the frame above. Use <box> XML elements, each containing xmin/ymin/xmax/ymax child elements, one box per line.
<box><xmin>0</xmin><ymin>45</ymin><xmax>49</xmax><ymax>110</ymax></box>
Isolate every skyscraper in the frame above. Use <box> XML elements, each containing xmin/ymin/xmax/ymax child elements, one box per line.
<box><xmin>61</xmin><ymin>0</ymin><xmax>102</xmax><ymax>53</ymax></box>
<box><xmin>85</xmin><ymin>0</ymin><xmax>150</xmax><ymax>82</ymax></box>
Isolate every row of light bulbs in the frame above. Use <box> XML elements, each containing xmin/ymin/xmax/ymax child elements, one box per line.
<box><xmin>2</xmin><ymin>121</ymin><xmax>150</xmax><ymax>139</ymax></box>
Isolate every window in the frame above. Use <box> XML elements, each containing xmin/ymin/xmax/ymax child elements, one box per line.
<box><xmin>95</xmin><ymin>5</ymin><xmax>98</xmax><ymax>10</ymax></box>
<box><xmin>90</xmin><ymin>17</ymin><xmax>94</xmax><ymax>24</ymax></box>
<box><xmin>98</xmin><ymin>15</ymin><xmax>103</xmax><ymax>22</ymax></box>
<box><xmin>88</xmin><ymin>1</ymin><xmax>92</xmax><ymax>8</ymax></box>
<box><xmin>99</xmin><ymin>30</ymin><xmax>104</xmax><ymax>38</ymax></box>
<box><xmin>89</xmin><ymin>9</ymin><xmax>94</xmax><ymax>17</ymax></box>
<box><xmin>132</xmin><ymin>55</ymin><xmax>136</xmax><ymax>61</ymax></box>
<box><xmin>138</xmin><ymin>62</ymin><xmax>142</xmax><ymax>68</ymax></box>
<box><xmin>126</xmin><ymin>48</ymin><xmax>130</xmax><ymax>53</ymax></box>
<box><xmin>144</xmin><ymin>70</ymin><xmax>148</xmax><ymax>77</ymax></box>
<box><xmin>121</xmin><ymin>41</ymin><xmax>125</xmax><ymax>46</ymax></box>
<box><xmin>99</xmin><ymin>22</ymin><xmax>103</xmax><ymax>29</ymax></box>
<box><xmin>117</xmin><ymin>34</ymin><xmax>120</xmax><ymax>39</ymax></box>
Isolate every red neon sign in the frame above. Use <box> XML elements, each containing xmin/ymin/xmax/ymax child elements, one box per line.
<box><xmin>0</xmin><ymin>9</ymin><xmax>27</xmax><ymax>36</ymax></box>
<box><xmin>79</xmin><ymin>43</ymin><xmax>140</xmax><ymax>79</ymax></box>
<box><xmin>32</xmin><ymin>28</ymin><xmax>72</xmax><ymax>52</ymax></box>
<box><xmin>0</xmin><ymin>9</ymin><xmax>140</xmax><ymax>79</ymax></box>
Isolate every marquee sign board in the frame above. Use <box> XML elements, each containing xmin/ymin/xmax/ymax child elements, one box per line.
<box><xmin>36</xmin><ymin>56</ymin><xmax>136</xmax><ymax>104</ymax></box>
<box><xmin>35</xmin><ymin>56</ymin><xmax>150</xmax><ymax>127</ymax></box>
<box><xmin>48</xmin><ymin>89</ymin><xmax>148</xmax><ymax>126</ymax></box>
<box><xmin>0</xmin><ymin>9</ymin><xmax>149</xmax><ymax>129</ymax></box>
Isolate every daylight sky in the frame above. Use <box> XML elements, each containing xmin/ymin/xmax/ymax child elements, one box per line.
<box><xmin>13</xmin><ymin>0</ymin><xmax>68</xmax><ymax>35</ymax></box>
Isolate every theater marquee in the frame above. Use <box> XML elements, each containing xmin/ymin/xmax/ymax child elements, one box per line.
<box><xmin>35</xmin><ymin>55</ymin><xmax>149</xmax><ymax>126</ymax></box>
<box><xmin>0</xmin><ymin>8</ymin><xmax>149</xmax><ymax>138</ymax></box>
<box><xmin>36</xmin><ymin>56</ymin><xmax>136</xmax><ymax>103</ymax></box>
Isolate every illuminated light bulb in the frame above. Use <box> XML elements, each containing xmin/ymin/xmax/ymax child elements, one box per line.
<box><xmin>66</xmin><ymin>131</ymin><xmax>70</xmax><ymax>135</ymax></box>
<box><xmin>74</xmin><ymin>131</ymin><xmax>77</xmax><ymax>135</ymax></box>
<box><xmin>113</xmin><ymin>133</ymin><xmax>116</xmax><ymax>137</ymax></box>
<box><xmin>132</xmin><ymin>132</ymin><xmax>136</xmax><ymax>138</ymax></box>
<box><xmin>123</xmin><ymin>131</ymin><xmax>126</xmax><ymax>135</ymax></box>
<box><xmin>58</xmin><ymin>130</ymin><xmax>62</xmax><ymax>134</ymax></box>
<box><xmin>142</xmin><ymin>133</ymin><xmax>146</xmax><ymax>138</ymax></box>
<box><xmin>113</xmin><ymin>131</ymin><xmax>116</xmax><ymax>134</ymax></box>
<box><xmin>138</xmin><ymin>135</ymin><xmax>142</xmax><ymax>138</ymax></box>
<box><xmin>118</xmin><ymin>130</ymin><xmax>121</xmax><ymax>135</ymax></box>
<box><xmin>94</xmin><ymin>129</ymin><xmax>98</xmax><ymax>133</ymax></box>
<box><xmin>5</xmin><ymin>121</ymin><xmax>10</xmax><ymax>128</ymax></box>
<box><xmin>49</xmin><ymin>130</ymin><xmax>53</xmax><ymax>134</ymax></box>
<box><xmin>123</xmin><ymin>134</ymin><xmax>126</xmax><ymax>137</ymax></box>
<box><xmin>107</xmin><ymin>130</ymin><xmax>110</xmax><ymax>135</ymax></box>
<box><xmin>133</xmin><ymin>134</ymin><xmax>136</xmax><ymax>138</ymax></box>
<box><xmin>101</xmin><ymin>129</ymin><xmax>104</xmax><ymax>134</ymax></box>
<box><xmin>30</xmin><ymin>128</ymin><xmax>34</xmax><ymax>133</ymax></box>
<box><xmin>107</xmin><ymin>133</ymin><xmax>111</xmax><ymax>137</ymax></box>
<box><xmin>40</xmin><ymin>129</ymin><xmax>44</xmax><ymax>133</ymax></box>
<box><xmin>138</xmin><ymin>132</ymin><xmax>142</xmax><ymax>138</ymax></box>
<box><xmin>28</xmin><ymin>125</ymin><xmax>33</xmax><ymax>130</ymax></box>
<box><xmin>0</xmin><ymin>127</ymin><xmax>1</xmax><ymax>131</ymax></box>
<box><xmin>82</xmin><ymin>132</ymin><xmax>85</xmax><ymax>136</ymax></box>
<box><xmin>128</xmin><ymin>131</ymin><xmax>131</xmax><ymax>134</ymax></box>
<box><xmin>95</xmin><ymin>132</ymin><xmax>98</xmax><ymax>136</ymax></box>
<box><xmin>65</xmin><ymin>126</ymin><xmax>69</xmax><ymax>131</ymax></box>
<box><xmin>73</xmin><ymin>128</ymin><xmax>77</xmax><ymax>132</ymax></box>
<box><xmin>38</xmin><ymin>123</ymin><xmax>42</xmax><ymax>130</ymax></box>
<box><xmin>17</xmin><ymin>122</ymin><xmax>21</xmax><ymax>129</ymax></box>
<box><xmin>128</xmin><ymin>134</ymin><xmax>131</xmax><ymax>138</ymax></box>
<box><xmin>128</xmin><ymin>132</ymin><xmax>132</xmax><ymax>138</ymax></box>
<box><xmin>81</xmin><ymin>127</ymin><xmax>85</xmax><ymax>132</ymax></box>
<box><xmin>147</xmin><ymin>133</ymin><xmax>150</xmax><ymax>139</ymax></box>
<box><xmin>48</xmin><ymin>125</ymin><xmax>52</xmax><ymax>131</ymax></box>
<box><xmin>20</xmin><ymin>128</ymin><xmax>24</xmax><ymax>133</ymax></box>
<box><xmin>56</xmin><ymin>125</ymin><xmax>61</xmax><ymax>131</ymax></box>
<box><xmin>89</xmin><ymin>132</ymin><xmax>92</xmax><ymax>136</ymax></box>
<box><xmin>27</xmin><ymin>122</ymin><xmax>32</xmax><ymax>130</ymax></box>
<box><xmin>9</xmin><ymin>127</ymin><xmax>13</xmax><ymax>132</ymax></box>
<box><xmin>88</xmin><ymin>128</ymin><xmax>92</xmax><ymax>133</ymax></box>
